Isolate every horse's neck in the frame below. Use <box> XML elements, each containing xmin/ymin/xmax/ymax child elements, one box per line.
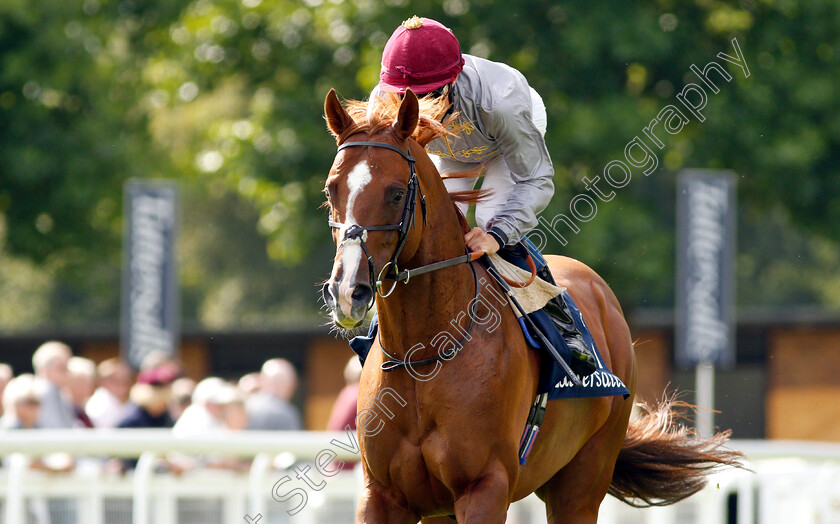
<box><xmin>376</xmin><ymin>155</ymin><xmax>476</xmax><ymax>357</ymax></box>
<box><xmin>377</xmin><ymin>242</ymin><xmax>476</xmax><ymax>358</ymax></box>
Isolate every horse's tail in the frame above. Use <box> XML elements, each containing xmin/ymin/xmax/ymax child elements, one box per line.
<box><xmin>608</xmin><ymin>396</ymin><xmax>746</xmax><ymax>507</ymax></box>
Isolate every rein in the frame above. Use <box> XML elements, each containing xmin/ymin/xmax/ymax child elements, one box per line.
<box><xmin>380</xmin><ymin>258</ymin><xmax>480</xmax><ymax>372</ymax></box>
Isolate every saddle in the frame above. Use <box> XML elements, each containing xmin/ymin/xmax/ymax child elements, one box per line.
<box><xmin>484</xmin><ymin>252</ymin><xmax>629</xmax><ymax>401</ymax></box>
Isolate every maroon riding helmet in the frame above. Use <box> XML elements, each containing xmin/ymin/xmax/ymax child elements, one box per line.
<box><xmin>378</xmin><ymin>16</ymin><xmax>465</xmax><ymax>95</ymax></box>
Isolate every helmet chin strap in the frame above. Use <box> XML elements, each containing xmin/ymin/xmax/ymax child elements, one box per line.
<box><xmin>416</xmin><ymin>79</ymin><xmax>457</xmax><ymax>121</ymax></box>
<box><xmin>441</xmin><ymin>81</ymin><xmax>456</xmax><ymax>120</ymax></box>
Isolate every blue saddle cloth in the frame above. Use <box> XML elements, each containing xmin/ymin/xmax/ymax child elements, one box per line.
<box><xmin>532</xmin><ymin>291</ymin><xmax>629</xmax><ymax>400</ymax></box>
<box><xmin>348</xmin><ymin>290</ymin><xmax>628</xmax><ymax>401</ymax></box>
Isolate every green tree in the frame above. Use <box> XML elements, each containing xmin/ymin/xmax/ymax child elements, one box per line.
<box><xmin>0</xmin><ymin>0</ymin><xmax>192</xmax><ymax>329</ymax></box>
<box><xmin>1</xmin><ymin>0</ymin><xmax>839</xmax><ymax>333</ymax></box>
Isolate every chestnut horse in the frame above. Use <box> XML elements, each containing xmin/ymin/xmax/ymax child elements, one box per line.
<box><xmin>321</xmin><ymin>88</ymin><xmax>740</xmax><ymax>524</ymax></box>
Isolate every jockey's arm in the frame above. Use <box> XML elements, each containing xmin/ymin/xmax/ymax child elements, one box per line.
<box><xmin>481</xmin><ymin>93</ymin><xmax>555</xmax><ymax>248</ymax></box>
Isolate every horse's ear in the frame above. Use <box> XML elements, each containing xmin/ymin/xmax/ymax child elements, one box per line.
<box><xmin>393</xmin><ymin>89</ymin><xmax>419</xmax><ymax>141</ymax></box>
<box><xmin>324</xmin><ymin>88</ymin><xmax>355</xmax><ymax>139</ymax></box>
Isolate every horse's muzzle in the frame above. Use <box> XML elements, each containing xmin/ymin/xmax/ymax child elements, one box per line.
<box><xmin>322</xmin><ymin>281</ymin><xmax>372</xmax><ymax>329</ymax></box>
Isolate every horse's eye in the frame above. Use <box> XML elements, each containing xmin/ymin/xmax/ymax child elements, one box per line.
<box><xmin>393</xmin><ymin>190</ymin><xmax>405</xmax><ymax>203</ymax></box>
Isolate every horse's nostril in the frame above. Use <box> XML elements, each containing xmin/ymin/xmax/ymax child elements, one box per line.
<box><xmin>322</xmin><ymin>282</ymin><xmax>336</xmax><ymax>308</ymax></box>
<box><xmin>351</xmin><ymin>284</ymin><xmax>373</xmax><ymax>306</ymax></box>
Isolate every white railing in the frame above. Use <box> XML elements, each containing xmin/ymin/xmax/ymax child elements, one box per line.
<box><xmin>2</xmin><ymin>432</ymin><xmax>840</xmax><ymax>524</ymax></box>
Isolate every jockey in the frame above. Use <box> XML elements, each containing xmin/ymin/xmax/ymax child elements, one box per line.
<box><xmin>367</xmin><ymin>16</ymin><xmax>597</xmax><ymax>377</ymax></box>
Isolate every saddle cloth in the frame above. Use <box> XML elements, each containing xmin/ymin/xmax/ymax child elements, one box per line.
<box><xmin>349</xmin><ymin>256</ymin><xmax>629</xmax><ymax>401</ymax></box>
<box><xmin>488</xmin><ymin>254</ymin><xmax>629</xmax><ymax>401</ymax></box>
<box><xmin>536</xmin><ymin>290</ymin><xmax>629</xmax><ymax>400</ymax></box>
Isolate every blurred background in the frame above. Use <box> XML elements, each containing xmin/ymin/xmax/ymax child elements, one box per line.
<box><xmin>1</xmin><ymin>0</ymin><xmax>839</xmax><ymax>522</ymax></box>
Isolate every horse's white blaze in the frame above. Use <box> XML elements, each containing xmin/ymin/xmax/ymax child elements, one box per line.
<box><xmin>338</xmin><ymin>237</ymin><xmax>363</xmax><ymax>318</ymax></box>
<box><xmin>336</xmin><ymin>160</ymin><xmax>372</xmax><ymax>319</ymax></box>
<box><xmin>345</xmin><ymin>160</ymin><xmax>372</xmax><ymax>224</ymax></box>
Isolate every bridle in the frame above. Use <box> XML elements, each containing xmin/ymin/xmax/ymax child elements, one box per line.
<box><xmin>328</xmin><ymin>140</ymin><xmax>481</xmax><ymax>310</ymax></box>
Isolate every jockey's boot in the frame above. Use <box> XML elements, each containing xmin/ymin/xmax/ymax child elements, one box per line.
<box><xmin>537</xmin><ymin>266</ymin><xmax>598</xmax><ymax>377</ymax></box>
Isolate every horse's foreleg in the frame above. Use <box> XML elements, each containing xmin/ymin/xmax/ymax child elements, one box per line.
<box><xmin>452</xmin><ymin>469</ymin><xmax>511</xmax><ymax>524</ymax></box>
<box><xmin>356</xmin><ymin>486</ymin><xmax>418</xmax><ymax>524</ymax></box>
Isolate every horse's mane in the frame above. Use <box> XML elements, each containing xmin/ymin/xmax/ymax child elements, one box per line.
<box><xmin>333</xmin><ymin>94</ymin><xmax>487</xmax><ymax>205</ymax></box>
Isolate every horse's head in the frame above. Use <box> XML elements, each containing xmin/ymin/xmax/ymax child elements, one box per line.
<box><xmin>321</xmin><ymin>89</ymin><xmax>425</xmax><ymax>330</ymax></box>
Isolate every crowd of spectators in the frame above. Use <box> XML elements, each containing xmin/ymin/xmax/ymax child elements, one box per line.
<box><xmin>0</xmin><ymin>340</ymin><xmax>306</xmax><ymax>437</ymax></box>
<box><xmin>0</xmin><ymin>340</ymin><xmax>367</xmax><ymax>488</ymax></box>
<box><xmin>0</xmin><ymin>342</ymin><xmax>363</xmax><ymax>524</ymax></box>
